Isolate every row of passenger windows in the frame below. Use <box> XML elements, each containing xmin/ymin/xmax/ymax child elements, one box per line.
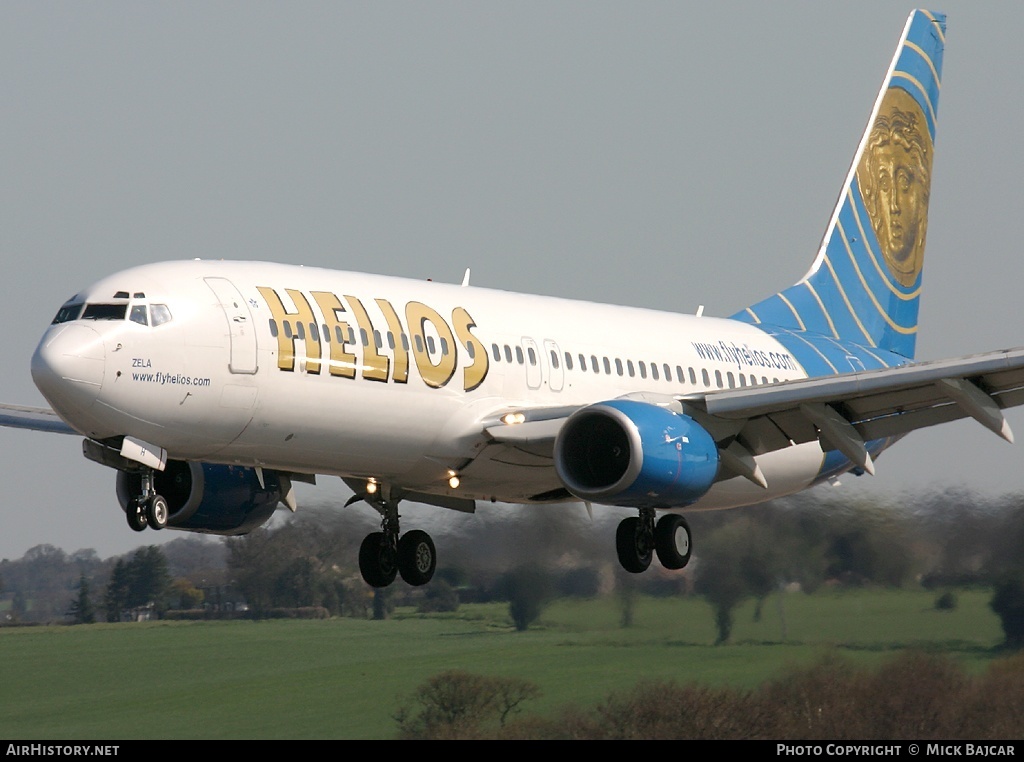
<box><xmin>489</xmin><ymin>342</ymin><xmax>781</xmax><ymax>390</ymax></box>
<box><xmin>267</xmin><ymin>318</ymin><xmax>781</xmax><ymax>391</ymax></box>
<box><xmin>268</xmin><ymin>320</ymin><xmax>476</xmax><ymax>358</ymax></box>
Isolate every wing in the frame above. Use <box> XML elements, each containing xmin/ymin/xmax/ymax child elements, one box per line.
<box><xmin>477</xmin><ymin>347</ymin><xmax>1024</xmax><ymax>494</ymax></box>
<box><xmin>0</xmin><ymin>403</ymin><xmax>77</xmax><ymax>435</ymax></box>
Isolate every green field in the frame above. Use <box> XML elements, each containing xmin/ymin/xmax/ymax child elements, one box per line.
<box><xmin>0</xmin><ymin>589</ymin><xmax>1006</xmax><ymax>739</ymax></box>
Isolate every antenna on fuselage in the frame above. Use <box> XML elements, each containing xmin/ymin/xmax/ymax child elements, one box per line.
<box><xmin>461</xmin><ymin>268</ymin><xmax>471</xmax><ymax>287</ymax></box>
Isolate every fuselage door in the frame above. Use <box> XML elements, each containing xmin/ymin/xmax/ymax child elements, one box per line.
<box><xmin>204</xmin><ymin>277</ymin><xmax>258</xmax><ymax>375</ymax></box>
<box><xmin>522</xmin><ymin>337</ymin><xmax>542</xmax><ymax>390</ymax></box>
<box><xmin>544</xmin><ymin>339</ymin><xmax>564</xmax><ymax>392</ymax></box>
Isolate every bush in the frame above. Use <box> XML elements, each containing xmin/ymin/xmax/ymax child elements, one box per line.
<box><xmin>395</xmin><ymin>670</ymin><xmax>540</xmax><ymax>739</ymax></box>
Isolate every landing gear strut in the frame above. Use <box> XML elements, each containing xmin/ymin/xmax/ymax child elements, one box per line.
<box><xmin>356</xmin><ymin>487</ymin><xmax>436</xmax><ymax>588</ymax></box>
<box><xmin>616</xmin><ymin>509</ymin><xmax>692</xmax><ymax>573</ymax></box>
<box><xmin>124</xmin><ymin>468</ymin><xmax>169</xmax><ymax>532</ymax></box>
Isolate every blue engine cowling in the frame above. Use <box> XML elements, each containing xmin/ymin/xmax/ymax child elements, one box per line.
<box><xmin>117</xmin><ymin>461</ymin><xmax>282</xmax><ymax>534</ymax></box>
<box><xmin>553</xmin><ymin>400</ymin><xmax>719</xmax><ymax>508</ymax></box>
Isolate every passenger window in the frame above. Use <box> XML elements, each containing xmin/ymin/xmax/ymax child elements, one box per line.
<box><xmin>309</xmin><ymin>323</ymin><xmax>318</xmax><ymax>342</ymax></box>
<box><xmin>639</xmin><ymin>362</ymin><xmax>647</xmax><ymax>379</ymax></box>
<box><xmin>515</xmin><ymin>346</ymin><xmax>524</xmax><ymax>364</ymax></box>
<box><xmin>440</xmin><ymin>337</ymin><xmax>448</xmax><ymax>355</ymax></box>
<box><xmin>627</xmin><ymin>360</ymin><xmax>635</xmax><ymax>378</ymax></box>
<box><xmin>727</xmin><ymin>371</ymin><xmax>735</xmax><ymax>388</ymax></box>
<box><xmin>322</xmin><ymin>325</ymin><xmax>331</xmax><ymax>343</ymax></box>
<box><xmin>528</xmin><ymin>347</ymin><xmax>537</xmax><ymax>365</ymax></box>
<box><xmin>602</xmin><ymin>357</ymin><xmax>611</xmax><ymax>375</ymax></box>
<box><xmin>689</xmin><ymin>367</ymin><xmax>697</xmax><ymax>385</ymax></box>
<box><xmin>565</xmin><ymin>352</ymin><xmax>574</xmax><ymax>371</ymax></box>
<box><xmin>427</xmin><ymin>336</ymin><xmax>436</xmax><ymax>354</ymax></box>
<box><xmin>375</xmin><ymin>330</ymin><xmax>383</xmax><ymax>349</ymax></box>
<box><xmin>615</xmin><ymin>358</ymin><xmax>623</xmax><ymax>376</ymax></box>
<box><xmin>269</xmin><ymin>319</ymin><xmax>279</xmax><ymax>338</ymax></box>
<box><xmin>715</xmin><ymin>370</ymin><xmax>723</xmax><ymax>388</ymax></box>
<box><xmin>505</xmin><ymin>345</ymin><xmax>513</xmax><ymax>363</ymax></box>
<box><xmin>129</xmin><ymin>305</ymin><xmax>148</xmax><ymax>326</ymax></box>
<box><xmin>296</xmin><ymin>322</ymin><xmax>306</xmax><ymax>340</ymax></box>
<box><xmin>284</xmin><ymin>321</ymin><xmax>293</xmax><ymax>339</ymax></box>
<box><xmin>651</xmin><ymin>363</ymin><xmax>659</xmax><ymax>381</ymax></box>
<box><xmin>550</xmin><ymin>350</ymin><xmax>559</xmax><ymax>369</ymax></box>
<box><xmin>492</xmin><ymin>344</ymin><xmax>501</xmax><ymax>362</ymax></box>
<box><xmin>702</xmin><ymin>369</ymin><xmax>710</xmax><ymax>387</ymax></box>
<box><xmin>590</xmin><ymin>355</ymin><xmax>599</xmax><ymax>373</ymax></box>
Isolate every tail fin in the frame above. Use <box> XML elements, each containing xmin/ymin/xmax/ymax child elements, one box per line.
<box><xmin>735</xmin><ymin>9</ymin><xmax>946</xmax><ymax>360</ymax></box>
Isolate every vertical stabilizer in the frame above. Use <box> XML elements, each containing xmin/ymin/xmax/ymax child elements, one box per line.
<box><xmin>735</xmin><ymin>10</ymin><xmax>946</xmax><ymax>360</ymax></box>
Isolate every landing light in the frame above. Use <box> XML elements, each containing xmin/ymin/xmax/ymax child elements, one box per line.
<box><xmin>447</xmin><ymin>470</ymin><xmax>460</xmax><ymax>489</ymax></box>
<box><xmin>366</xmin><ymin>479</ymin><xmax>378</xmax><ymax>495</ymax></box>
<box><xmin>502</xmin><ymin>412</ymin><xmax>526</xmax><ymax>425</ymax></box>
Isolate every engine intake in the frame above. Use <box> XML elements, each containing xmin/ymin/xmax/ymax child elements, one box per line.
<box><xmin>554</xmin><ymin>400</ymin><xmax>719</xmax><ymax>508</ymax></box>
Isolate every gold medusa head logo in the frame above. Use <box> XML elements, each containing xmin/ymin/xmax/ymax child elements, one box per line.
<box><xmin>856</xmin><ymin>87</ymin><xmax>934</xmax><ymax>288</ymax></box>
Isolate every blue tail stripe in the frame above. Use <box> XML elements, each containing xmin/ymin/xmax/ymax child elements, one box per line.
<box><xmin>732</xmin><ymin>9</ymin><xmax>943</xmax><ymax>368</ymax></box>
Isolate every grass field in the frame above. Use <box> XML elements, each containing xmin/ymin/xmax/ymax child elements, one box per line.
<box><xmin>0</xmin><ymin>589</ymin><xmax>1006</xmax><ymax>739</ymax></box>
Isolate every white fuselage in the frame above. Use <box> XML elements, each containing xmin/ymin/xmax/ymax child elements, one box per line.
<box><xmin>33</xmin><ymin>259</ymin><xmax>829</xmax><ymax>512</ymax></box>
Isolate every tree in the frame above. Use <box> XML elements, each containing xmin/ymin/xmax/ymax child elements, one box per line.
<box><xmin>991</xmin><ymin>574</ymin><xmax>1024</xmax><ymax>649</ymax></box>
<box><xmin>104</xmin><ymin>559</ymin><xmax>130</xmax><ymax>622</ymax></box>
<box><xmin>695</xmin><ymin>519</ymin><xmax>783</xmax><ymax>644</ymax></box>
<box><xmin>501</xmin><ymin>567</ymin><xmax>553</xmax><ymax>632</ymax></box>
<box><xmin>67</xmin><ymin>574</ymin><xmax>95</xmax><ymax>624</ymax></box>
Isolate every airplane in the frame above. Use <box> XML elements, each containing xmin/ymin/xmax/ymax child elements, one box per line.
<box><xmin>3</xmin><ymin>9</ymin><xmax>1023</xmax><ymax>588</ymax></box>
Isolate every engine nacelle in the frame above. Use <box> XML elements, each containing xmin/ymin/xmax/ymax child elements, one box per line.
<box><xmin>554</xmin><ymin>400</ymin><xmax>719</xmax><ymax>508</ymax></box>
<box><xmin>117</xmin><ymin>461</ymin><xmax>282</xmax><ymax>534</ymax></box>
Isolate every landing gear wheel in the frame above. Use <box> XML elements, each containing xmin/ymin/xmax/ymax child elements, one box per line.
<box><xmin>616</xmin><ymin>516</ymin><xmax>653</xmax><ymax>573</ymax></box>
<box><xmin>146</xmin><ymin>495</ymin><xmax>169</xmax><ymax>531</ymax></box>
<box><xmin>359</xmin><ymin>531</ymin><xmax>398</xmax><ymax>588</ymax></box>
<box><xmin>126</xmin><ymin>499</ymin><xmax>148</xmax><ymax>532</ymax></box>
<box><xmin>398</xmin><ymin>530</ymin><xmax>436</xmax><ymax>586</ymax></box>
<box><xmin>655</xmin><ymin>514</ymin><xmax>692</xmax><ymax>570</ymax></box>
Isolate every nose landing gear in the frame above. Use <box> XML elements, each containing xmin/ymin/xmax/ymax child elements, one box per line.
<box><xmin>124</xmin><ymin>468</ymin><xmax>169</xmax><ymax>532</ymax></box>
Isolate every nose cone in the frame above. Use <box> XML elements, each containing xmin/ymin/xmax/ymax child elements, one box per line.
<box><xmin>31</xmin><ymin>324</ymin><xmax>106</xmax><ymax>425</ymax></box>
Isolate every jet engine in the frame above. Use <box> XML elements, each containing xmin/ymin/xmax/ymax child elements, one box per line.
<box><xmin>553</xmin><ymin>399</ymin><xmax>719</xmax><ymax>508</ymax></box>
<box><xmin>117</xmin><ymin>461</ymin><xmax>282</xmax><ymax>534</ymax></box>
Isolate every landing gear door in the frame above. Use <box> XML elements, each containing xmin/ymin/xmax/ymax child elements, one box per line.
<box><xmin>205</xmin><ymin>277</ymin><xmax>258</xmax><ymax>375</ymax></box>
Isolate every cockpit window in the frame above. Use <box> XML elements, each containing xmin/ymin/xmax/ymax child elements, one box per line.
<box><xmin>81</xmin><ymin>303</ymin><xmax>128</xmax><ymax>321</ymax></box>
<box><xmin>150</xmin><ymin>304</ymin><xmax>172</xmax><ymax>326</ymax></box>
<box><xmin>52</xmin><ymin>303</ymin><xmax>83</xmax><ymax>324</ymax></box>
<box><xmin>129</xmin><ymin>305</ymin><xmax>149</xmax><ymax>326</ymax></box>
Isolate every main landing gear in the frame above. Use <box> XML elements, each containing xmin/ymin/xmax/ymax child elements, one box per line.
<box><xmin>355</xmin><ymin>487</ymin><xmax>436</xmax><ymax>588</ymax></box>
<box><xmin>125</xmin><ymin>467</ymin><xmax>169</xmax><ymax>533</ymax></box>
<box><xmin>616</xmin><ymin>508</ymin><xmax>692</xmax><ymax>573</ymax></box>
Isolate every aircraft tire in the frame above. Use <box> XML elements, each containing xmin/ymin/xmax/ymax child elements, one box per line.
<box><xmin>146</xmin><ymin>495</ymin><xmax>169</xmax><ymax>531</ymax></box>
<box><xmin>359</xmin><ymin>532</ymin><xmax>398</xmax><ymax>588</ymax></box>
<box><xmin>398</xmin><ymin>530</ymin><xmax>436</xmax><ymax>586</ymax></box>
<box><xmin>126</xmin><ymin>499</ymin><xmax>148</xmax><ymax>532</ymax></box>
<box><xmin>654</xmin><ymin>514</ymin><xmax>692</xmax><ymax>570</ymax></box>
<box><xmin>616</xmin><ymin>517</ymin><xmax>653</xmax><ymax>573</ymax></box>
